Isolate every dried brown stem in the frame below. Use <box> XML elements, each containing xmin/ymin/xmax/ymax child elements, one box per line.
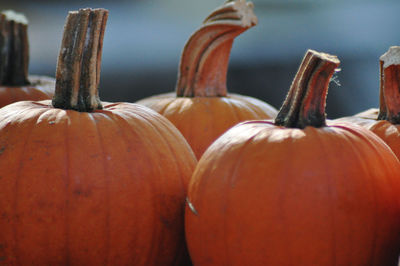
<box><xmin>378</xmin><ymin>46</ymin><xmax>400</xmax><ymax>124</ymax></box>
<box><xmin>0</xmin><ymin>11</ymin><xmax>29</xmax><ymax>86</ymax></box>
<box><xmin>176</xmin><ymin>0</ymin><xmax>257</xmax><ymax>97</ymax></box>
<box><xmin>275</xmin><ymin>50</ymin><xmax>340</xmax><ymax>129</ymax></box>
<box><xmin>52</xmin><ymin>8</ymin><xmax>108</xmax><ymax>112</ymax></box>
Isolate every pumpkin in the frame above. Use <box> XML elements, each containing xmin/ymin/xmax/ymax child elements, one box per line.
<box><xmin>185</xmin><ymin>50</ymin><xmax>400</xmax><ymax>265</ymax></box>
<box><xmin>136</xmin><ymin>0</ymin><xmax>277</xmax><ymax>159</ymax></box>
<box><xmin>337</xmin><ymin>46</ymin><xmax>400</xmax><ymax>158</ymax></box>
<box><xmin>0</xmin><ymin>9</ymin><xmax>196</xmax><ymax>265</ymax></box>
<box><xmin>0</xmin><ymin>10</ymin><xmax>54</xmax><ymax>107</ymax></box>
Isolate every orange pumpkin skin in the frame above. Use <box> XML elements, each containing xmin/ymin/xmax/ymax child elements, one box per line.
<box><xmin>337</xmin><ymin>108</ymin><xmax>400</xmax><ymax>158</ymax></box>
<box><xmin>0</xmin><ymin>76</ymin><xmax>54</xmax><ymax>108</ymax></box>
<box><xmin>0</xmin><ymin>100</ymin><xmax>196</xmax><ymax>265</ymax></box>
<box><xmin>137</xmin><ymin>92</ymin><xmax>277</xmax><ymax>158</ymax></box>
<box><xmin>185</xmin><ymin>120</ymin><xmax>400</xmax><ymax>265</ymax></box>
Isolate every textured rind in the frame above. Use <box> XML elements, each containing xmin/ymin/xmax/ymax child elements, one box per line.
<box><xmin>0</xmin><ymin>100</ymin><xmax>196</xmax><ymax>265</ymax></box>
<box><xmin>186</xmin><ymin>120</ymin><xmax>400</xmax><ymax>265</ymax></box>
<box><xmin>136</xmin><ymin>92</ymin><xmax>278</xmax><ymax>159</ymax></box>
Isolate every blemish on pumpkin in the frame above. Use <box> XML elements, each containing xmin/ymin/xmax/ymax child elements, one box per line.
<box><xmin>0</xmin><ymin>256</ymin><xmax>5</xmax><ymax>261</ymax></box>
<box><xmin>73</xmin><ymin>189</ymin><xmax>92</xmax><ymax>197</ymax></box>
<box><xmin>186</xmin><ymin>197</ymin><xmax>198</xmax><ymax>216</ymax></box>
<box><xmin>0</xmin><ymin>146</ymin><xmax>5</xmax><ymax>154</ymax></box>
<box><xmin>160</xmin><ymin>217</ymin><xmax>172</xmax><ymax>229</ymax></box>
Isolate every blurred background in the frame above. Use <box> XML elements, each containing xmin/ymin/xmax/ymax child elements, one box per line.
<box><xmin>3</xmin><ymin>0</ymin><xmax>400</xmax><ymax>118</ymax></box>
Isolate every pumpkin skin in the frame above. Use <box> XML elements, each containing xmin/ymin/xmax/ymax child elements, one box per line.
<box><xmin>0</xmin><ymin>100</ymin><xmax>196</xmax><ymax>265</ymax></box>
<box><xmin>0</xmin><ymin>76</ymin><xmax>54</xmax><ymax>108</ymax></box>
<box><xmin>137</xmin><ymin>1</ymin><xmax>277</xmax><ymax>159</ymax></box>
<box><xmin>185</xmin><ymin>50</ymin><xmax>400</xmax><ymax>265</ymax></box>
<box><xmin>137</xmin><ymin>92</ymin><xmax>277</xmax><ymax>158</ymax></box>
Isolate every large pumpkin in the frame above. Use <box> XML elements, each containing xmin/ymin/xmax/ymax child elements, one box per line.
<box><xmin>0</xmin><ymin>9</ymin><xmax>196</xmax><ymax>265</ymax></box>
<box><xmin>137</xmin><ymin>0</ymin><xmax>277</xmax><ymax>159</ymax></box>
<box><xmin>185</xmin><ymin>50</ymin><xmax>400</xmax><ymax>265</ymax></box>
<box><xmin>0</xmin><ymin>10</ymin><xmax>54</xmax><ymax>107</ymax></box>
<box><xmin>337</xmin><ymin>46</ymin><xmax>400</xmax><ymax>158</ymax></box>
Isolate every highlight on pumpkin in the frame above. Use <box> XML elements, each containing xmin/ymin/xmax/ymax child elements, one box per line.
<box><xmin>0</xmin><ymin>10</ymin><xmax>29</xmax><ymax>86</ymax></box>
<box><xmin>176</xmin><ymin>0</ymin><xmax>258</xmax><ymax>97</ymax></box>
<box><xmin>52</xmin><ymin>8</ymin><xmax>108</xmax><ymax>112</ymax></box>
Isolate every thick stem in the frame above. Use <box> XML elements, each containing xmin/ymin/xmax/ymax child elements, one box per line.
<box><xmin>0</xmin><ymin>11</ymin><xmax>29</xmax><ymax>86</ymax></box>
<box><xmin>52</xmin><ymin>8</ymin><xmax>108</xmax><ymax>112</ymax></box>
<box><xmin>176</xmin><ymin>0</ymin><xmax>257</xmax><ymax>97</ymax></box>
<box><xmin>378</xmin><ymin>46</ymin><xmax>400</xmax><ymax>124</ymax></box>
<box><xmin>275</xmin><ymin>50</ymin><xmax>340</xmax><ymax>129</ymax></box>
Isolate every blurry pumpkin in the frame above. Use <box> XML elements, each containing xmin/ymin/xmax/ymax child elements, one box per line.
<box><xmin>0</xmin><ymin>8</ymin><xmax>196</xmax><ymax>265</ymax></box>
<box><xmin>185</xmin><ymin>50</ymin><xmax>400</xmax><ymax>265</ymax></box>
<box><xmin>337</xmin><ymin>46</ymin><xmax>400</xmax><ymax>158</ymax></box>
<box><xmin>0</xmin><ymin>10</ymin><xmax>54</xmax><ymax>107</ymax></box>
<box><xmin>137</xmin><ymin>0</ymin><xmax>277</xmax><ymax>159</ymax></box>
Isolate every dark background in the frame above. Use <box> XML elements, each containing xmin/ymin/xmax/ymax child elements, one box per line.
<box><xmin>3</xmin><ymin>0</ymin><xmax>400</xmax><ymax>118</ymax></box>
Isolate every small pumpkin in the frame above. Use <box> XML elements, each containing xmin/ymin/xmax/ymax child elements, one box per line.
<box><xmin>0</xmin><ymin>9</ymin><xmax>196</xmax><ymax>265</ymax></box>
<box><xmin>185</xmin><ymin>50</ymin><xmax>400</xmax><ymax>265</ymax></box>
<box><xmin>0</xmin><ymin>10</ymin><xmax>54</xmax><ymax>107</ymax></box>
<box><xmin>137</xmin><ymin>0</ymin><xmax>277</xmax><ymax>159</ymax></box>
<box><xmin>337</xmin><ymin>46</ymin><xmax>400</xmax><ymax>158</ymax></box>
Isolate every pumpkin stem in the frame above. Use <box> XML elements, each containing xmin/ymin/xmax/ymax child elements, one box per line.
<box><xmin>0</xmin><ymin>11</ymin><xmax>29</xmax><ymax>86</ymax></box>
<box><xmin>52</xmin><ymin>8</ymin><xmax>108</xmax><ymax>112</ymax></box>
<box><xmin>377</xmin><ymin>46</ymin><xmax>400</xmax><ymax>124</ymax></box>
<box><xmin>275</xmin><ymin>50</ymin><xmax>340</xmax><ymax>129</ymax></box>
<box><xmin>176</xmin><ymin>0</ymin><xmax>257</xmax><ymax>97</ymax></box>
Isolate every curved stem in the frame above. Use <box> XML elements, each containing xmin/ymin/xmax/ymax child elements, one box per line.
<box><xmin>378</xmin><ymin>46</ymin><xmax>400</xmax><ymax>124</ymax></box>
<box><xmin>176</xmin><ymin>0</ymin><xmax>257</xmax><ymax>97</ymax></box>
<box><xmin>275</xmin><ymin>50</ymin><xmax>340</xmax><ymax>129</ymax></box>
<box><xmin>52</xmin><ymin>8</ymin><xmax>108</xmax><ymax>112</ymax></box>
<box><xmin>0</xmin><ymin>11</ymin><xmax>29</xmax><ymax>86</ymax></box>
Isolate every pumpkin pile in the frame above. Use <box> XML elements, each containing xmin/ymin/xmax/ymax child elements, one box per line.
<box><xmin>0</xmin><ymin>1</ymin><xmax>400</xmax><ymax>265</ymax></box>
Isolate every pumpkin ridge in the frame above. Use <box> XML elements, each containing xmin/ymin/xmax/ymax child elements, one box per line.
<box><xmin>310</xmin><ymin>129</ymin><xmax>337</xmax><ymax>265</ymax></box>
<box><xmin>62</xmin><ymin>109</ymin><xmax>71</xmax><ymax>265</ymax></box>
<box><xmin>104</xmin><ymin>111</ymin><xmax>155</xmax><ymax>264</ymax></box>
<box><xmin>12</xmin><ymin>108</ymin><xmax>48</xmax><ymax>264</ymax></box>
<box><xmin>91</xmin><ymin>114</ymin><xmax>111</xmax><ymax>265</ymax></box>
<box><xmin>120</xmin><ymin>111</ymin><xmax>173</xmax><ymax>263</ymax></box>
<box><xmin>336</xmin><ymin>128</ymin><xmax>380</xmax><ymax>264</ymax></box>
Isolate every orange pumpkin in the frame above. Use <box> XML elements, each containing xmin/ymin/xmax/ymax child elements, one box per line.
<box><xmin>137</xmin><ymin>0</ymin><xmax>277</xmax><ymax>159</ymax></box>
<box><xmin>0</xmin><ymin>9</ymin><xmax>196</xmax><ymax>265</ymax></box>
<box><xmin>0</xmin><ymin>11</ymin><xmax>54</xmax><ymax>107</ymax></box>
<box><xmin>185</xmin><ymin>50</ymin><xmax>400</xmax><ymax>265</ymax></box>
<box><xmin>337</xmin><ymin>46</ymin><xmax>400</xmax><ymax>158</ymax></box>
